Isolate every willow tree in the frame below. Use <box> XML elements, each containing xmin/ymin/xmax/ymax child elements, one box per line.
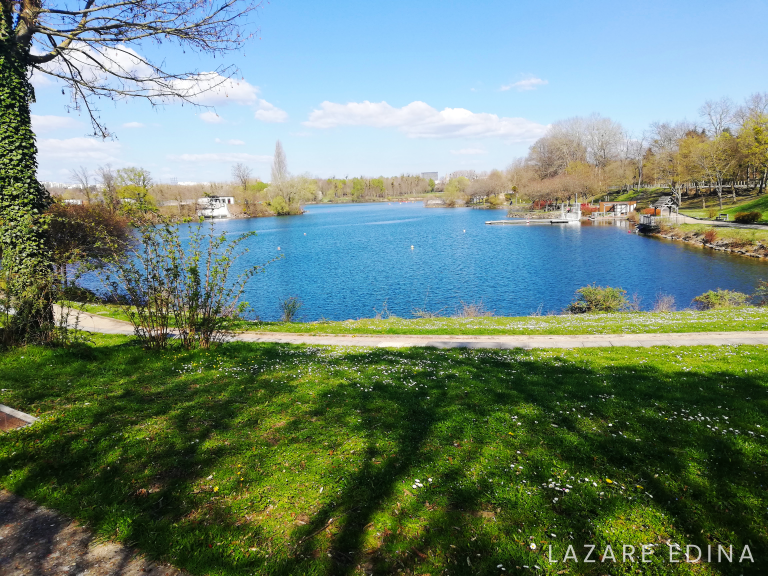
<box><xmin>0</xmin><ymin>0</ymin><xmax>258</xmax><ymax>341</ymax></box>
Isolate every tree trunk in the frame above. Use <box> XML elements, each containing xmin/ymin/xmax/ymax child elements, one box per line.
<box><xmin>0</xmin><ymin>4</ymin><xmax>54</xmax><ymax>342</ymax></box>
<box><xmin>760</xmin><ymin>167</ymin><xmax>768</xmax><ymax>195</ymax></box>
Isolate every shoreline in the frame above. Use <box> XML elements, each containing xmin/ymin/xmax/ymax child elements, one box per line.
<box><xmin>645</xmin><ymin>230</ymin><xmax>768</xmax><ymax>259</ymax></box>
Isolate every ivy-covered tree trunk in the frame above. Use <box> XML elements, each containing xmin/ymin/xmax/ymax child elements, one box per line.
<box><xmin>0</xmin><ymin>1</ymin><xmax>54</xmax><ymax>342</ymax></box>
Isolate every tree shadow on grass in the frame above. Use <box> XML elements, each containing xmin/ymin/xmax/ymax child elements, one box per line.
<box><xmin>0</xmin><ymin>341</ymin><xmax>766</xmax><ymax>575</ymax></box>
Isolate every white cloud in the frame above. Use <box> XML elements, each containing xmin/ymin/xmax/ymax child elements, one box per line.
<box><xmin>304</xmin><ymin>100</ymin><xmax>547</xmax><ymax>141</ymax></box>
<box><xmin>122</xmin><ymin>121</ymin><xmax>144</xmax><ymax>128</ymax></box>
<box><xmin>254</xmin><ymin>99</ymin><xmax>288</xmax><ymax>123</ymax></box>
<box><xmin>168</xmin><ymin>153</ymin><xmax>272</xmax><ymax>164</ymax></box>
<box><xmin>38</xmin><ymin>137</ymin><xmax>121</xmax><ymax>162</ymax></box>
<box><xmin>451</xmin><ymin>148</ymin><xmax>487</xmax><ymax>155</ymax></box>
<box><xmin>178</xmin><ymin>74</ymin><xmax>260</xmax><ymax>106</ymax></box>
<box><xmin>37</xmin><ymin>43</ymin><xmax>154</xmax><ymax>86</ymax></box>
<box><xmin>214</xmin><ymin>138</ymin><xmax>246</xmax><ymax>145</ymax></box>
<box><xmin>200</xmin><ymin>111</ymin><xmax>224</xmax><ymax>124</ymax></box>
<box><xmin>31</xmin><ymin>115</ymin><xmax>83</xmax><ymax>133</ymax></box>
<box><xmin>36</xmin><ymin>42</ymin><xmax>263</xmax><ymax>104</ymax></box>
<box><xmin>500</xmin><ymin>77</ymin><xmax>548</xmax><ymax>92</ymax></box>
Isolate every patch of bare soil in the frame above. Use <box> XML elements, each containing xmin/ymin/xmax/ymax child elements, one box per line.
<box><xmin>0</xmin><ymin>490</ymin><xmax>189</xmax><ymax>576</ymax></box>
<box><xmin>0</xmin><ymin>414</ymin><xmax>27</xmax><ymax>432</ymax></box>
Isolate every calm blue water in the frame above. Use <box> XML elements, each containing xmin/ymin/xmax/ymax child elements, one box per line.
<box><xmin>179</xmin><ymin>203</ymin><xmax>768</xmax><ymax>321</ymax></box>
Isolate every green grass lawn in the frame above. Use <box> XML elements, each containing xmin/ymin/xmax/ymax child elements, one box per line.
<box><xmin>250</xmin><ymin>308</ymin><xmax>768</xmax><ymax>335</ymax></box>
<box><xmin>671</xmin><ymin>224</ymin><xmax>768</xmax><ymax>245</ymax></box>
<box><xmin>680</xmin><ymin>193</ymin><xmax>768</xmax><ymax>221</ymax></box>
<box><xmin>1</xmin><ymin>335</ymin><xmax>767</xmax><ymax>575</ymax></box>
<box><xmin>79</xmin><ymin>304</ymin><xmax>768</xmax><ymax>336</ymax></box>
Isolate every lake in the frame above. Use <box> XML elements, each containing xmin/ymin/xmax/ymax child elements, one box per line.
<box><xmin>185</xmin><ymin>203</ymin><xmax>768</xmax><ymax>321</ymax></box>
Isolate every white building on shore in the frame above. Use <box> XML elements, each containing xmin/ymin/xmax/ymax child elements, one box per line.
<box><xmin>197</xmin><ymin>196</ymin><xmax>234</xmax><ymax>219</ymax></box>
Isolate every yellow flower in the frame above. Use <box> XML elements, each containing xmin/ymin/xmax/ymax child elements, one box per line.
<box><xmin>636</xmin><ymin>485</ymin><xmax>643</xmax><ymax>489</ymax></box>
<box><xmin>605</xmin><ymin>479</ymin><xmax>613</xmax><ymax>484</ymax></box>
<box><xmin>214</xmin><ymin>486</ymin><xmax>219</xmax><ymax>492</ymax></box>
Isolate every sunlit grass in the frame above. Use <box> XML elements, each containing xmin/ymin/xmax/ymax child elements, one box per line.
<box><xmin>252</xmin><ymin>308</ymin><xmax>768</xmax><ymax>335</ymax></box>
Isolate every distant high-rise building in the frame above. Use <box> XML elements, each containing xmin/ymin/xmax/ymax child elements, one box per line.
<box><xmin>170</xmin><ymin>177</ymin><xmax>178</xmax><ymax>185</ymax></box>
<box><xmin>421</xmin><ymin>172</ymin><xmax>438</xmax><ymax>181</ymax></box>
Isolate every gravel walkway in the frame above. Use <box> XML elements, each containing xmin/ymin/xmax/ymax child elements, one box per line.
<box><xmin>0</xmin><ymin>490</ymin><xmax>188</xmax><ymax>576</ymax></box>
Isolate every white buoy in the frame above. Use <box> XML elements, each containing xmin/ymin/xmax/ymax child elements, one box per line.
<box><xmin>277</xmin><ymin>246</ymin><xmax>281</xmax><ymax>250</ymax></box>
<box><xmin>304</xmin><ymin>233</ymin><xmax>306</xmax><ymax>236</ymax></box>
<box><xmin>411</xmin><ymin>245</ymin><xmax>414</xmax><ymax>250</ymax></box>
<box><xmin>463</xmin><ymin>229</ymin><xmax>466</xmax><ymax>233</ymax></box>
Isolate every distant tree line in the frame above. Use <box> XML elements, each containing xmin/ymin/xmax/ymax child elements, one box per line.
<box><xmin>505</xmin><ymin>92</ymin><xmax>768</xmax><ymax>209</ymax></box>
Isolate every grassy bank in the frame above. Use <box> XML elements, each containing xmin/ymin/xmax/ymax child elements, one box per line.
<box><xmin>679</xmin><ymin>194</ymin><xmax>768</xmax><ymax>222</ymax></box>
<box><xmin>251</xmin><ymin>308</ymin><xmax>768</xmax><ymax>335</ymax></box>
<box><xmin>1</xmin><ymin>335</ymin><xmax>767</xmax><ymax>575</ymax></box>
<box><xmin>78</xmin><ymin>304</ymin><xmax>768</xmax><ymax>336</ymax></box>
<box><xmin>650</xmin><ymin>223</ymin><xmax>768</xmax><ymax>259</ymax></box>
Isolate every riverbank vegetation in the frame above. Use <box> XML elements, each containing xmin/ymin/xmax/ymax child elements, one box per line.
<box><xmin>1</xmin><ymin>336</ymin><xmax>766</xmax><ymax>575</ymax></box>
<box><xmin>648</xmin><ymin>221</ymin><xmax>768</xmax><ymax>258</ymax></box>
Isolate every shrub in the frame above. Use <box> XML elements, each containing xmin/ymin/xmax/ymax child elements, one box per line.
<box><xmin>100</xmin><ymin>217</ymin><xmax>271</xmax><ymax>349</ymax></box>
<box><xmin>269</xmin><ymin>196</ymin><xmax>290</xmax><ymax>215</ymax></box>
<box><xmin>707</xmin><ymin>208</ymin><xmax>719</xmax><ymax>219</ymax></box>
<box><xmin>279</xmin><ymin>296</ymin><xmax>304</xmax><ymax>322</ymax></box>
<box><xmin>703</xmin><ymin>228</ymin><xmax>718</xmax><ymax>243</ymax></box>
<box><xmin>652</xmin><ymin>293</ymin><xmax>676</xmax><ymax>312</ymax></box>
<box><xmin>734</xmin><ymin>211</ymin><xmax>761</xmax><ymax>224</ymax></box>
<box><xmin>643</xmin><ymin>208</ymin><xmax>656</xmax><ymax>215</ymax></box>
<box><xmin>453</xmin><ymin>300</ymin><xmax>494</xmax><ymax>318</ymax></box>
<box><xmin>692</xmin><ymin>289</ymin><xmax>749</xmax><ymax>310</ymax></box>
<box><xmin>47</xmin><ymin>201</ymin><xmax>132</xmax><ymax>288</ymax></box>
<box><xmin>567</xmin><ymin>284</ymin><xmax>628</xmax><ymax>313</ymax></box>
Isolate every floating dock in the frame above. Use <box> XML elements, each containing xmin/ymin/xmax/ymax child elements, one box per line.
<box><xmin>485</xmin><ymin>219</ymin><xmax>580</xmax><ymax>225</ymax></box>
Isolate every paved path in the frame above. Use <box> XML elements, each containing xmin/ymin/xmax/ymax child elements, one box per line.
<box><xmin>0</xmin><ymin>490</ymin><xmax>188</xmax><ymax>576</ymax></box>
<box><xmin>66</xmin><ymin>309</ymin><xmax>768</xmax><ymax>349</ymax></box>
<box><xmin>670</xmin><ymin>213</ymin><xmax>768</xmax><ymax>230</ymax></box>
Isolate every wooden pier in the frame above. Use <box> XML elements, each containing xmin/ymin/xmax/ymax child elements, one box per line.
<box><xmin>485</xmin><ymin>219</ymin><xmax>580</xmax><ymax>225</ymax></box>
<box><xmin>486</xmin><ymin>220</ymin><xmax>550</xmax><ymax>225</ymax></box>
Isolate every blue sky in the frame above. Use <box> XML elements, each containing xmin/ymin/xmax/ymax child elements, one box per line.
<box><xmin>31</xmin><ymin>0</ymin><xmax>768</xmax><ymax>183</ymax></box>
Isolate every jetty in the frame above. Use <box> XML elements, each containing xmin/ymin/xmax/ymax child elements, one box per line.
<box><xmin>486</xmin><ymin>219</ymin><xmax>552</xmax><ymax>225</ymax></box>
<box><xmin>487</xmin><ymin>203</ymin><xmax>582</xmax><ymax>225</ymax></box>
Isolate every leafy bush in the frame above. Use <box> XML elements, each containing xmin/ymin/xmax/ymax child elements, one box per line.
<box><xmin>692</xmin><ymin>289</ymin><xmax>749</xmax><ymax>310</ymax></box>
<box><xmin>279</xmin><ymin>296</ymin><xmax>304</xmax><ymax>322</ymax></box>
<box><xmin>702</xmin><ymin>228</ymin><xmax>718</xmax><ymax>243</ymax></box>
<box><xmin>734</xmin><ymin>211</ymin><xmax>761</xmax><ymax>223</ymax></box>
<box><xmin>100</xmin><ymin>217</ymin><xmax>272</xmax><ymax>349</ymax></box>
<box><xmin>269</xmin><ymin>195</ymin><xmax>290</xmax><ymax>215</ymax></box>
<box><xmin>567</xmin><ymin>284</ymin><xmax>628</xmax><ymax>313</ymax></box>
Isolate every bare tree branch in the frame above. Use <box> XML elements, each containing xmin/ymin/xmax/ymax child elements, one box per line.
<box><xmin>7</xmin><ymin>0</ymin><xmax>261</xmax><ymax>135</ymax></box>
